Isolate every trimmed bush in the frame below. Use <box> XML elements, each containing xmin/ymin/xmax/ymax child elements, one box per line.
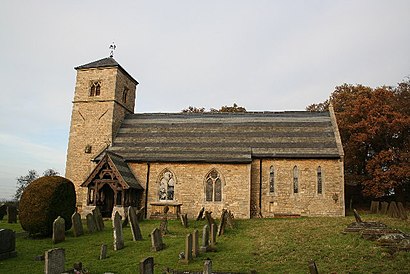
<box><xmin>19</xmin><ymin>176</ymin><xmax>76</xmax><ymax>236</ymax></box>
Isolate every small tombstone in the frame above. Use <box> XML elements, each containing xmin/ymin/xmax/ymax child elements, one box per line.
<box><xmin>159</xmin><ymin>218</ymin><xmax>168</xmax><ymax>236</ymax></box>
<box><xmin>218</xmin><ymin>209</ymin><xmax>227</xmax><ymax>236</ymax></box>
<box><xmin>71</xmin><ymin>212</ymin><xmax>84</xmax><ymax>237</ymax></box>
<box><xmin>86</xmin><ymin>213</ymin><xmax>96</xmax><ymax>233</ymax></box>
<box><xmin>210</xmin><ymin>223</ymin><xmax>217</xmax><ymax>248</ymax></box>
<box><xmin>397</xmin><ymin>202</ymin><xmax>408</xmax><ymax>220</ymax></box>
<box><xmin>0</xmin><ymin>204</ymin><xmax>7</xmax><ymax>220</ymax></box>
<box><xmin>140</xmin><ymin>257</ymin><xmax>154</xmax><ymax>274</ymax></box>
<box><xmin>52</xmin><ymin>216</ymin><xmax>65</xmax><ymax>244</ymax></box>
<box><xmin>192</xmin><ymin>229</ymin><xmax>199</xmax><ymax>258</ymax></box>
<box><xmin>92</xmin><ymin>207</ymin><xmax>104</xmax><ymax>231</ymax></box>
<box><xmin>370</xmin><ymin>201</ymin><xmax>379</xmax><ymax>214</ymax></box>
<box><xmin>136</xmin><ymin>208</ymin><xmax>145</xmax><ymax>222</ymax></box>
<box><xmin>200</xmin><ymin>225</ymin><xmax>210</xmax><ymax>252</ymax></box>
<box><xmin>387</xmin><ymin>201</ymin><xmax>400</xmax><ymax>218</ymax></box>
<box><xmin>181</xmin><ymin>233</ymin><xmax>193</xmax><ymax>264</ymax></box>
<box><xmin>353</xmin><ymin>209</ymin><xmax>362</xmax><ymax>223</ymax></box>
<box><xmin>0</xmin><ymin>229</ymin><xmax>17</xmax><ymax>260</ymax></box>
<box><xmin>308</xmin><ymin>260</ymin><xmax>319</xmax><ymax>274</ymax></box>
<box><xmin>45</xmin><ymin>248</ymin><xmax>65</xmax><ymax>274</ymax></box>
<box><xmin>113</xmin><ymin>211</ymin><xmax>124</xmax><ymax>251</ymax></box>
<box><xmin>151</xmin><ymin>228</ymin><xmax>165</xmax><ymax>251</ymax></box>
<box><xmin>99</xmin><ymin>244</ymin><xmax>107</xmax><ymax>260</ymax></box>
<box><xmin>128</xmin><ymin>206</ymin><xmax>143</xmax><ymax>241</ymax></box>
<box><xmin>196</xmin><ymin>207</ymin><xmax>205</xmax><ymax>221</ymax></box>
<box><xmin>180</xmin><ymin>213</ymin><xmax>188</xmax><ymax>228</ymax></box>
<box><xmin>226</xmin><ymin>210</ymin><xmax>235</xmax><ymax>229</ymax></box>
<box><xmin>203</xmin><ymin>259</ymin><xmax>212</xmax><ymax>274</ymax></box>
<box><xmin>7</xmin><ymin>206</ymin><xmax>17</xmax><ymax>224</ymax></box>
<box><xmin>380</xmin><ymin>202</ymin><xmax>389</xmax><ymax>215</ymax></box>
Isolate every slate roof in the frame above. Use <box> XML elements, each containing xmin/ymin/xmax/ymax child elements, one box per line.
<box><xmin>107</xmin><ymin>152</ymin><xmax>142</xmax><ymax>189</ymax></box>
<box><xmin>107</xmin><ymin>111</ymin><xmax>342</xmax><ymax>163</ymax></box>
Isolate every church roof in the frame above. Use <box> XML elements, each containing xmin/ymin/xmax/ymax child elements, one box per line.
<box><xmin>107</xmin><ymin>111</ymin><xmax>342</xmax><ymax>163</ymax></box>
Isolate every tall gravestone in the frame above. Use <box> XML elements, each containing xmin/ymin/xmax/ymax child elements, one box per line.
<box><xmin>140</xmin><ymin>257</ymin><xmax>154</xmax><ymax>274</ymax></box>
<box><xmin>180</xmin><ymin>213</ymin><xmax>188</xmax><ymax>228</ymax></box>
<box><xmin>71</xmin><ymin>212</ymin><xmax>84</xmax><ymax>237</ymax></box>
<box><xmin>370</xmin><ymin>201</ymin><xmax>379</xmax><ymax>214</ymax></box>
<box><xmin>0</xmin><ymin>204</ymin><xmax>7</xmax><ymax>220</ymax></box>
<box><xmin>92</xmin><ymin>207</ymin><xmax>104</xmax><ymax>231</ymax></box>
<box><xmin>210</xmin><ymin>223</ymin><xmax>217</xmax><ymax>248</ymax></box>
<box><xmin>0</xmin><ymin>229</ymin><xmax>17</xmax><ymax>260</ymax></box>
<box><xmin>380</xmin><ymin>202</ymin><xmax>389</xmax><ymax>215</ymax></box>
<box><xmin>113</xmin><ymin>211</ymin><xmax>124</xmax><ymax>251</ymax></box>
<box><xmin>192</xmin><ymin>229</ymin><xmax>199</xmax><ymax>258</ymax></box>
<box><xmin>196</xmin><ymin>207</ymin><xmax>205</xmax><ymax>221</ymax></box>
<box><xmin>45</xmin><ymin>248</ymin><xmax>65</xmax><ymax>274</ymax></box>
<box><xmin>387</xmin><ymin>202</ymin><xmax>400</xmax><ymax>218</ymax></box>
<box><xmin>86</xmin><ymin>213</ymin><xmax>96</xmax><ymax>233</ymax></box>
<box><xmin>7</xmin><ymin>206</ymin><xmax>17</xmax><ymax>224</ymax></box>
<box><xmin>203</xmin><ymin>259</ymin><xmax>212</xmax><ymax>274</ymax></box>
<box><xmin>52</xmin><ymin>216</ymin><xmax>65</xmax><ymax>244</ymax></box>
<box><xmin>200</xmin><ymin>224</ymin><xmax>210</xmax><ymax>252</ymax></box>
<box><xmin>218</xmin><ymin>209</ymin><xmax>227</xmax><ymax>236</ymax></box>
<box><xmin>151</xmin><ymin>228</ymin><xmax>165</xmax><ymax>251</ymax></box>
<box><xmin>128</xmin><ymin>206</ymin><xmax>143</xmax><ymax>241</ymax></box>
<box><xmin>182</xmin><ymin>233</ymin><xmax>193</xmax><ymax>264</ymax></box>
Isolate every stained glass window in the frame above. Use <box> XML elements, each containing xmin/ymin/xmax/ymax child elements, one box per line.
<box><xmin>159</xmin><ymin>170</ymin><xmax>175</xmax><ymax>201</ymax></box>
<box><xmin>205</xmin><ymin>169</ymin><xmax>222</xmax><ymax>202</ymax></box>
<box><xmin>269</xmin><ymin>166</ymin><xmax>275</xmax><ymax>193</ymax></box>
<box><xmin>293</xmin><ymin>166</ymin><xmax>298</xmax><ymax>194</ymax></box>
<box><xmin>317</xmin><ymin>166</ymin><xmax>323</xmax><ymax>194</ymax></box>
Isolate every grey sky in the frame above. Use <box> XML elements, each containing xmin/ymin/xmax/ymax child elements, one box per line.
<box><xmin>0</xmin><ymin>1</ymin><xmax>409</xmax><ymax>200</ymax></box>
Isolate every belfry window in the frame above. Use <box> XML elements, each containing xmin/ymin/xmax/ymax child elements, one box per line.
<box><xmin>90</xmin><ymin>81</ymin><xmax>101</xmax><ymax>96</ymax></box>
<box><xmin>293</xmin><ymin>166</ymin><xmax>299</xmax><ymax>194</ymax></box>
<box><xmin>205</xmin><ymin>169</ymin><xmax>222</xmax><ymax>202</ymax></box>
<box><xmin>269</xmin><ymin>166</ymin><xmax>275</xmax><ymax>193</ymax></box>
<box><xmin>158</xmin><ymin>169</ymin><xmax>175</xmax><ymax>201</ymax></box>
<box><xmin>317</xmin><ymin>166</ymin><xmax>323</xmax><ymax>194</ymax></box>
<box><xmin>122</xmin><ymin>87</ymin><xmax>129</xmax><ymax>103</ymax></box>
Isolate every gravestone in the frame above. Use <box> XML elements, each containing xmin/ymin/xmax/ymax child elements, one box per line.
<box><xmin>71</xmin><ymin>212</ymin><xmax>84</xmax><ymax>237</ymax></box>
<box><xmin>204</xmin><ymin>211</ymin><xmax>214</xmax><ymax>227</ymax></box>
<box><xmin>192</xmin><ymin>229</ymin><xmax>199</xmax><ymax>258</ymax></box>
<box><xmin>128</xmin><ymin>206</ymin><xmax>143</xmax><ymax>241</ymax></box>
<box><xmin>370</xmin><ymin>201</ymin><xmax>379</xmax><ymax>214</ymax></box>
<box><xmin>180</xmin><ymin>213</ymin><xmax>188</xmax><ymax>228</ymax></box>
<box><xmin>181</xmin><ymin>233</ymin><xmax>193</xmax><ymax>264</ymax></box>
<box><xmin>160</xmin><ymin>218</ymin><xmax>168</xmax><ymax>236</ymax></box>
<box><xmin>0</xmin><ymin>204</ymin><xmax>7</xmax><ymax>220</ymax></box>
<box><xmin>218</xmin><ymin>209</ymin><xmax>227</xmax><ymax>236</ymax></box>
<box><xmin>380</xmin><ymin>202</ymin><xmax>389</xmax><ymax>215</ymax></box>
<box><xmin>203</xmin><ymin>259</ymin><xmax>212</xmax><ymax>274</ymax></box>
<box><xmin>0</xmin><ymin>229</ymin><xmax>17</xmax><ymax>260</ymax></box>
<box><xmin>210</xmin><ymin>223</ymin><xmax>217</xmax><ymax>248</ymax></box>
<box><xmin>200</xmin><ymin>224</ymin><xmax>210</xmax><ymax>252</ymax></box>
<box><xmin>99</xmin><ymin>244</ymin><xmax>107</xmax><ymax>260</ymax></box>
<box><xmin>113</xmin><ymin>211</ymin><xmax>124</xmax><ymax>251</ymax></box>
<box><xmin>308</xmin><ymin>260</ymin><xmax>319</xmax><ymax>274</ymax></box>
<box><xmin>140</xmin><ymin>257</ymin><xmax>154</xmax><ymax>274</ymax></box>
<box><xmin>353</xmin><ymin>209</ymin><xmax>362</xmax><ymax>223</ymax></box>
<box><xmin>397</xmin><ymin>202</ymin><xmax>408</xmax><ymax>220</ymax></box>
<box><xmin>122</xmin><ymin>209</ymin><xmax>129</xmax><ymax>228</ymax></box>
<box><xmin>387</xmin><ymin>201</ymin><xmax>400</xmax><ymax>218</ymax></box>
<box><xmin>92</xmin><ymin>207</ymin><xmax>104</xmax><ymax>231</ymax></box>
<box><xmin>52</xmin><ymin>216</ymin><xmax>65</xmax><ymax>244</ymax></box>
<box><xmin>45</xmin><ymin>248</ymin><xmax>65</xmax><ymax>274</ymax></box>
<box><xmin>86</xmin><ymin>213</ymin><xmax>96</xmax><ymax>233</ymax></box>
<box><xmin>196</xmin><ymin>207</ymin><xmax>205</xmax><ymax>221</ymax></box>
<box><xmin>226</xmin><ymin>210</ymin><xmax>235</xmax><ymax>229</ymax></box>
<box><xmin>7</xmin><ymin>206</ymin><xmax>17</xmax><ymax>223</ymax></box>
<box><xmin>136</xmin><ymin>207</ymin><xmax>145</xmax><ymax>222</ymax></box>
<box><xmin>151</xmin><ymin>228</ymin><xmax>165</xmax><ymax>251</ymax></box>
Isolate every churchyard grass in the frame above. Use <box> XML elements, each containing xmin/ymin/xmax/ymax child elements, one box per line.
<box><xmin>1</xmin><ymin>213</ymin><xmax>409</xmax><ymax>273</ymax></box>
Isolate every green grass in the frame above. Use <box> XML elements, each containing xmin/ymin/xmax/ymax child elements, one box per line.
<box><xmin>1</xmin><ymin>213</ymin><xmax>410</xmax><ymax>274</ymax></box>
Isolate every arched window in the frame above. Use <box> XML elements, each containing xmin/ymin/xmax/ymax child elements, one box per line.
<box><xmin>158</xmin><ymin>169</ymin><xmax>175</xmax><ymax>201</ymax></box>
<box><xmin>90</xmin><ymin>81</ymin><xmax>101</xmax><ymax>96</ymax></box>
<box><xmin>269</xmin><ymin>166</ymin><xmax>275</xmax><ymax>193</ymax></box>
<box><xmin>293</xmin><ymin>166</ymin><xmax>299</xmax><ymax>194</ymax></box>
<box><xmin>317</xmin><ymin>166</ymin><xmax>323</xmax><ymax>194</ymax></box>
<box><xmin>205</xmin><ymin>169</ymin><xmax>222</xmax><ymax>202</ymax></box>
<box><xmin>122</xmin><ymin>87</ymin><xmax>129</xmax><ymax>103</ymax></box>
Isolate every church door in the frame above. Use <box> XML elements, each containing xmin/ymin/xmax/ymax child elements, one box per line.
<box><xmin>100</xmin><ymin>184</ymin><xmax>114</xmax><ymax>217</ymax></box>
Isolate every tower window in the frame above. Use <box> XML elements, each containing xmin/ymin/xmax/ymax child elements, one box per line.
<box><xmin>122</xmin><ymin>87</ymin><xmax>129</xmax><ymax>103</ymax></box>
<box><xmin>317</xmin><ymin>166</ymin><xmax>323</xmax><ymax>194</ymax></box>
<box><xmin>90</xmin><ymin>81</ymin><xmax>101</xmax><ymax>97</ymax></box>
<box><xmin>205</xmin><ymin>169</ymin><xmax>222</xmax><ymax>202</ymax></box>
<box><xmin>269</xmin><ymin>166</ymin><xmax>275</xmax><ymax>193</ymax></box>
<box><xmin>293</xmin><ymin>166</ymin><xmax>299</xmax><ymax>194</ymax></box>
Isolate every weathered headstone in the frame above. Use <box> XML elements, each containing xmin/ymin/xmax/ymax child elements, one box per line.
<box><xmin>353</xmin><ymin>209</ymin><xmax>362</xmax><ymax>223</ymax></box>
<box><xmin>45</xmin><ymin>248</ymin><xmax>65</xmax><ymax>274</ymax></box>
<box><xmin>159</xmin><ymin>218</ymin><xmax>168</xmax><ymax>236</ymax></box>
<box><xmin>218</xmin><ymin>209</ymin><xmax>227</xmax><ymax>236</ymax></box>
<box><xmin>308</xmin><ymin>260</ymin><xmax>319</xmax><ymax>274</ymax></box>
<box><xmin>113</xmin><ymin>211</ymin><xmax>124</xmax><ymax>251</ymax></box>
<box><xmin>203</xmin><ymin>259</ymin><xmax>212</xmax><ymax>274</ymax></box>
<box><xmin>128</xmin><ymin>206</ymin><xmax>143</xmax><ymax>241</ymax></box>
<box><xmin>0</xmin><ymin>229</ymin><xmax>17</xmax><ymax>260</ymax></box>
<box><xmin>200</xmin><ymin>224</ymin><xmax>210</xmax><ymax>252</ymax></box>
<box><xmin>181</xmin><ymin>233</ymin><xmax>193</xmax><ymax>264</ymax></box>
<box><xmin>136</xmin><ymin>208</ymin><xmax>145</xmax><ymax>222</ymax></box>
<box><xmin>86</xmin><ymin>213</ymin><xmax>96</xmax><ymax>233</ymax></box>
<box><xmin>180</xmin><ymin>213</ymin><xmax>188</xmax><ymax>228</ymax></box>
<box><xmin>387</xmin><ymin>201</ymin><xmax>400</xmax><ymax>218</ymax></box>
<box><xmin>397</xmin><ymin>202</ymin><xmax>408</xmax><ymax>220</ymax></box>
<box><xmin>71</xmin><ymin>212</ymin><xmax>84</xmax><ymax>237</ymax></box>
<box><xmin>7</xmin><ymin>205</ymin><xmax>17</xmax><ymax>224</ymax></box>
<box><xmin>151</xmin><ymin>228</ymin><xmax>165</xmax><ymax>251</ymax></box>
<box><xmin>140</xmin><ymin>257</ymin><xmax>154</xmax><ymax>274</ymax></box>
<box><xmin>92</xmin><ymin>207</ymin><xmax>104</xmax><ymax>231</ymax></box>
<box><xmin>210</xmin><ymin>223</ymin><xmax>217</xmax><ymax>248</ymax></box>
<box><xmin>0</xmin><ymin>204</ymin><xmax>7</xmax><ymax>220</ymax></box>
<box><xmin>370</xmin><ymin>201</ymin><xmax>379</xmax><ymax>214</ymax></box>
<box><xmin>204</xmin><ymin>211</ymin><xmax>214</xmax><ymax>227</ymax></box>
<box><xmin>99</xmin><ymin>244</ymin><xmax>107</xmax><ymax>260</ymax></box>
<box><xmin>52</xmin><ymin>216</ymin><xmax>65</xmax><ymax>244</ymax></box>
<box><xmin>380</xmin><ymin>202</ymin><xmax>389</xmax><ymax>215</ymax></box>
<box><xmin>196</xmin><ymin>207</ymin><xmax>205</xmax><ymax>221</ymax></box>
<box><xmin>122</xmin><ymin>209</ymin><xmax>129</xmax><ymax>228</ymax></box>
<box><xmin>226</xmin><ymin>210</ymin><xmax>235</xmax><ymax>229</ymax></box>
<box><xmin>192</xmin><ymin>229</ymin><xmax>199</xmax><ymax>258</ymax></box>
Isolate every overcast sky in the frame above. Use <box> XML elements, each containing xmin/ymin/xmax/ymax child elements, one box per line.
<box><xmin>0</xmin><ymin>1</ymin><xmax>409</xmax><ymax>200</ymax></box>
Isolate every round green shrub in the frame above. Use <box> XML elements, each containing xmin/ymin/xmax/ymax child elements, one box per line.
<box><xmin>19</xmin><ymin>176</ymin><xmax>76</xmax><ymax>236</ymax></box>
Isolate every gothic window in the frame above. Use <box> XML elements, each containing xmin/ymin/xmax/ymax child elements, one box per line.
<box><xmin>122</xmin><ymin>87</ymin><xmax>129</xmax><ymax>103</ymax></box>
<box><xmin>90</xmin><ymin>81</ymin><xmax>101</xmax><ymax>96</ymax></box>
<box><xmin>158</xmin><ymin>169</ymin><xmax>175</xmax><ymax>201</ymax></box>
<box><xmin>317</xmin><ymin>166</ymin><xmax>323</xmax><ymax>194</ymax></box>
<box><xmin>205</xmin><ymin>169</ymin><xmax>222</xmax><ymax>202</ymax></box>
<box><xmin>293</xmin><ymin>166</ymin><xmax>299</xmax><ymax>194</ymax></box>
<box><xmin>269</xmin><ymin>166</ymin><xmax>275</xmax><ymax>193</ymax></box>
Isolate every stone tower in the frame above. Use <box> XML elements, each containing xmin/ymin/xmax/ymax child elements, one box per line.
<box><xmin>65</xmin><ymin>57</ymin><xmax>138</xmax><ymax>210</ymax></box>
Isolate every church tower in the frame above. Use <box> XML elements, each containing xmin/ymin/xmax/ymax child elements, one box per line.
<box><xmin>65</xmin><ymin>57</ymin><xmax>138</xmax><ymax>211</ymax></box>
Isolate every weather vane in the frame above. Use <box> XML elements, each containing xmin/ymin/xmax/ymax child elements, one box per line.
<box><xmin>109</xmin><ymin>42</ymin><xmax>116</xmax><ymax>57</ymax></box>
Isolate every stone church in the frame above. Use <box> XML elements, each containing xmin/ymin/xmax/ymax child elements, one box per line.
<box><xmin>65</xmin><ymin>57</ymin><xmax>345</xmax><ymax>219</ymax></box>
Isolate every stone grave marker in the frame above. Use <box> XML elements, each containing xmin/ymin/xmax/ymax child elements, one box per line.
<box><xmin>0</xmin><ymin>204</ymin><xmax>7</xmax><ymax>220</ymax></box>
<box><xmin>71</xmin><ymin>212</ymin><xmax>84</xmax><ymax>237</ymax></box>
<box><xmin>140</xmin><ymin>257</ymin><xmax>154</xmax><ymax>274</ymax></box>
<box><xmin>203</xmin><ymin>258</ymin><xmax>212</xmax><ymax>274</ymax></box>
<box><xmin>113</xmin><ymin>211</ymin><xmax>124</xmax><ymax>251</ymax></box>
<box><xmin>210</xmin><ymin>223</ymin><xmax>217</xmax><ymax>248</ymax></box>
<box><xmin>160</xmin><ymin>218</ymin><xmax>168</xmax><ymax>236</ymax></box>
<box><xmin>196</xmin><ymin>207</ymin><xmax>205</xmax><ymax>221</ymax></box>
<box><xmin>0</xmin><ymin>229</ymin><xmax>17</xmax><ymax>260</ymax></box>
<box><xmin>226</xmin><ymin>210</ymin><xmax>235</xmax><ymax>229</ymax></box>
<box><xmin>180</xmin><ymin>213</ymin><xmax>188</xmax><ymax>228</ymax></box>
<box><xmin>353</xmin><ymin>209</ymin><xmax>362</xmax><ymax>223</ymax></box>
<box><xmin>200</xmin><ymin>224</ymin><xmax>210</xmax><ymax>252</ymax></box>
<box><xmin>52</xmin><ymin>216</ymin><xmax>65</xmax><ymax>244</ymax></box>
<box><xmin>7</xmin><ymin>205</ymin><xmax>17</xmax><ymax>224</ymax></box>
<box><xmin>92</xmin><ymin>207</ymin><xmax>104</xmax><ymax>231</ymax></box>
<box><xmin>370</xmin><ymin>201</ymin><xmax>379</xmax><ymax>214</ymax></box>
<box><xmin>86</xmin><ymin>213</ymin><xmax>96</xmax><ymax>233</ymax></box>
<box><xmin>397</xmin><ymin>202</ymin><xmax>408</xmax><ymax>220</ymax></box>
<box><xmin>181</xmin><ymin>233</ymin><xmax>193</xmax><ymax>264</ymax></box>
<box><xmin>128</xmin><ymin>206</ymin><xmax>143</xmax><ymax>241</ymax></box>
<box><xmin>45</xmin><ymin>248</ymin><xmax>65</xmax><ymax>274</ymax></box>
<box><xmin>218</xmin><ymin>209</ymin><xmax>227</xmax><ymax>236</ymax></box>
<box><xmin>136</xmin><ymin>207</ymin><xmax>145</xmax><ymax>221</ymax></box>
<box><xmin>387</xmin><ymin>201</ymin><xmax>400</xmax><ymax>218</ymax></box>
<box><xmin>308</xmin><ymin>260</ymin><xmax>319</xmax><ymax>274</ymax></box>
<box><xmin>192</xmin><ymin>229</ymin><xmax>199</xmax><ymax>258</ymax></box>
<box><xmin>99</xmin><ymin>244</ymin><xmax>107</xmax><ymax>260</ymax></box>
<box><xmin>380</xmin><ymin>202</ymin><xmax>389</xmax><ymax>215</ymax></box>
<box><xmin>204</xmin><ymin>211</ymin><xmax>214</xmax><ymax>227</ymax></box>
<box><xmin>151</xmin><ymin>228</ymin><xmax>165</xmax><ymax>251</ymax></box>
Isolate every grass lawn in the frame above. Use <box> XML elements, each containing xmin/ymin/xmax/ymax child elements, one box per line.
<box><xmin>1</xmin><ymin>212</ymin><xmax>409</xmax><ymax>273</ymax></box>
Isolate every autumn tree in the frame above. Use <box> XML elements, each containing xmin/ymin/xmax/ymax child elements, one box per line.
<box><xmin>307</xmin><ymin>80</ymin><xmax>410</xmax><ymax>199</ymax></box>
<box><xmin>182</xmin><ymin>103</ymin><xmax>246</xmax><ymax>113</ymax></box>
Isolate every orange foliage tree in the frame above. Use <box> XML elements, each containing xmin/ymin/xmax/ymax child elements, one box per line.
<box><xmin>307</xmin><ymin>80</ymin><xmax>410</xmax><ymax>199</ymax></box>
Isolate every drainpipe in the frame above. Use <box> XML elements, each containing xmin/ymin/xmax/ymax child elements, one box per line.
<box><xmin>259</xmin><ymin>159</ymin><xmax>263</xmax><ymax>216</ymax></box>
<box><xmin>144</xmin><ymin>162</ymin><xmax>150</xmax><ymax>219</ymax></box>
